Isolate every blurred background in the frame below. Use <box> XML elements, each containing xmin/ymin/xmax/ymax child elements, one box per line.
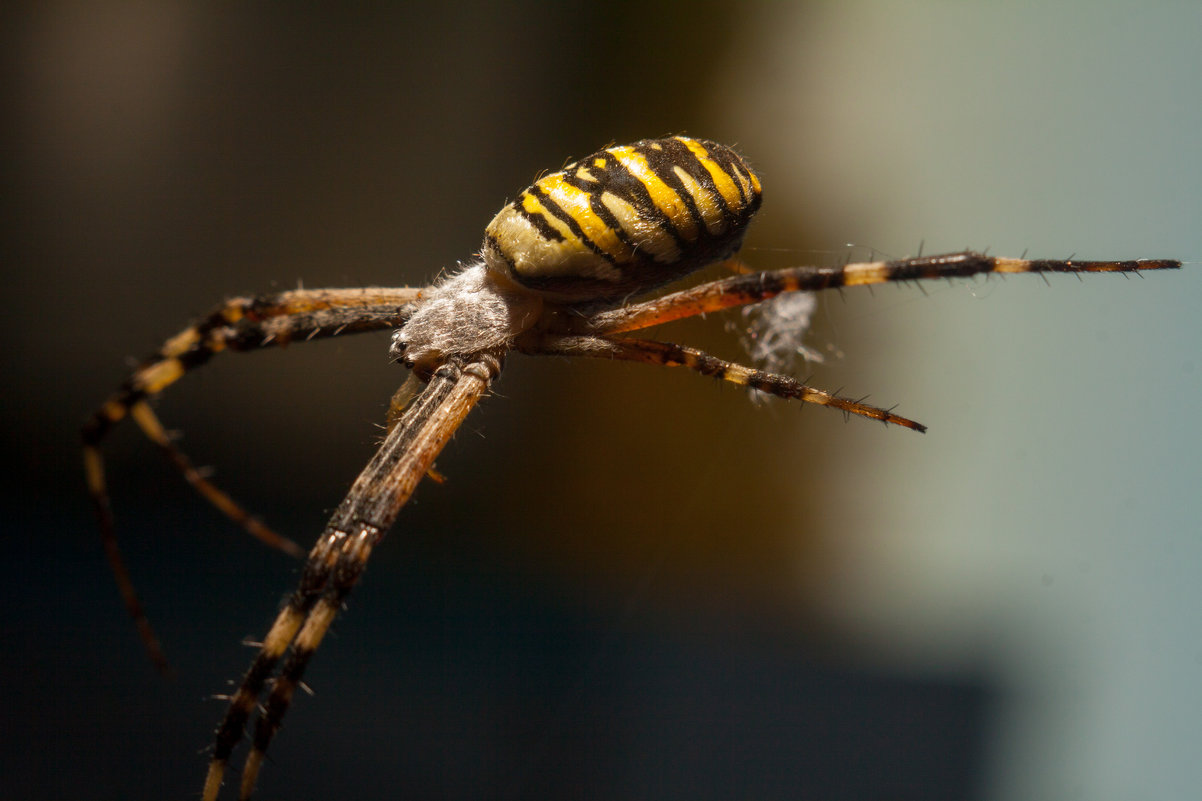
<box><xmin>6</xmin><ymin>2</ymin><xmax>1199</xmax><ymax>799</ymax></box>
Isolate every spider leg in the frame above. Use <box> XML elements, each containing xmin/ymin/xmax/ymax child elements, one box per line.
<box><xmin>202</xmin><ymin>353</ymin><xmax>503</xmax><ymax>801</ymax></box>
<box><xmin>582</xmin><ymin>251</ymin><xmax>1181</xmax><ymax>335</ymax></box>
<box><xmin>524</xmin><ymin>334</ymin><xmax>925</xmax><ymax>431</ymax></box>
<box><xmin>202</xmin><ymin>531</ymin><xmax>342</xmax><ymax>801</ymax></box>
<box><xmin>129</xmin><ymin>401</ymin><xmax>305</xmax><ymax>557</ymax></box>
<box><xmin>83</xmin><ymin>287</ymin><xmax>421</xmax><ymax>672</ymax></box>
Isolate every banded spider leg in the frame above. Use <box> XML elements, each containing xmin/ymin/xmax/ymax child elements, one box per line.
<box><xmin>201</xmin><ymin>354</ymin><xmax>502</xmax><ymax>801</ymax></box>
<box><xmin>83</xmin><ymin>287</ymin><xmax>421</xmax><ymax>671</ymax></box>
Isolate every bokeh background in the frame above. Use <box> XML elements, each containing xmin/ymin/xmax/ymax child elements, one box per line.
<box><xmin>6</xmin><ymin>2</ymin><xmax>1200</xmax><ymax>799</ymax></box>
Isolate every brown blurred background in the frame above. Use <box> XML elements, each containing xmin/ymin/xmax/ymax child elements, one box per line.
<box><xmin>6</xmin><ymin>3</ymin><xmax>1198</xmax><ymax>800</ymax></box>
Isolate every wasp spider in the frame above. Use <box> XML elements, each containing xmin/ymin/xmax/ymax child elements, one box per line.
<box><xmin>83</xmin><ymin>136</ymin><xmax>1178</xmax><ymax>799</ymax></box>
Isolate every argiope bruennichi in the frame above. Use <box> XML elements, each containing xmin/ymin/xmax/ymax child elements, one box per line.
<box><xmin>83</xmin><ymin>136</ymin><xmax>1178</xmax><ymax>799</ymax></box>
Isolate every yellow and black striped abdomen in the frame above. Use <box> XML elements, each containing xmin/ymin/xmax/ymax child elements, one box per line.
<box><xmin>483</xmin><ymin>136</ymin><xmax>762</xmax><ymax>302</ymax></box>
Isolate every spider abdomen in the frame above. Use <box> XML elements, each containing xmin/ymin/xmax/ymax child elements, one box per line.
<box><xmin>483</xmin><ymin>136</ymin><xmax>762</xmax><ymax>302</ymax></box>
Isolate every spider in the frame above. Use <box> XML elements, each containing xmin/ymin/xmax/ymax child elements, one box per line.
<box><xmin>83</xmin><ymin>136</ymin><xmax>1178</xmax><ymax>799</ymax></box>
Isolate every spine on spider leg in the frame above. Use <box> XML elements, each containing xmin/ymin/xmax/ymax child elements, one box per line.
<box><xmin>203</xmin><ymin>353</ymin><xmax>503</xmax><ymax>801</ymax></box>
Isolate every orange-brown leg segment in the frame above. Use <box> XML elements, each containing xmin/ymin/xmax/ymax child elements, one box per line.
<box><xmin>524</xmin><ymin>334</ymin><xmax>925</xmax><ymax>431</ymax></box>
<box><xmin>584</xmin><ymin>251</ymin><xmax>1180</xmax><ymax>335</ymax></box>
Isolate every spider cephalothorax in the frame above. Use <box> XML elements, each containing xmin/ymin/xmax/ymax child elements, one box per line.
<box><xmin>83</xmin><ymin>136</ymin><xmax>1177</xmax><ymax>799</ymax></box>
